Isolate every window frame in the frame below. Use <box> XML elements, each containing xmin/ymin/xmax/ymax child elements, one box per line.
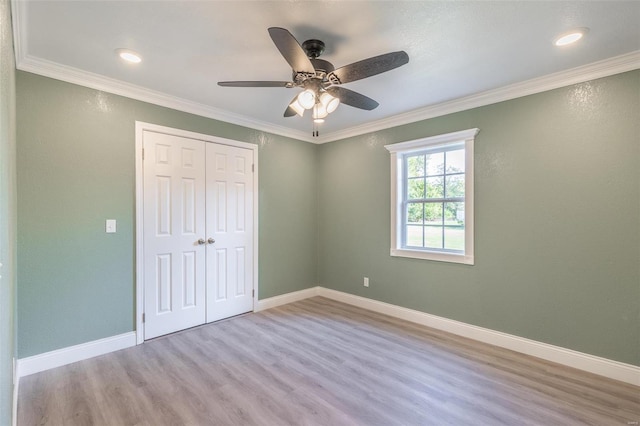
<box><xmin>385</xmin><ymin>128</ymin><xmax>478</xmax><ymax>265</ymax></box>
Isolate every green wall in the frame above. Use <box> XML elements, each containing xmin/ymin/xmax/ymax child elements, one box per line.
<box><xmin>16</xmin><ymin>65</ymin><xmax>639</xmax><ymax>367</ymax></box>
<box><xmin>319</xmin><ymin>70</ymin><xmax>640</xmax><ymax>366</ymax></box>
<box><xmin>0</xmin><ymin>0</ymin><xmax>16</xmax><ymax>423</ymax></box>
<box><xmin>16</xmin><ymin>72</ymin><xmax>318</xmax><ymax>358</ymax></box>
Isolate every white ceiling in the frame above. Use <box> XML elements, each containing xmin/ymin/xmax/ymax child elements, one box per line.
<box><xmin>12</xmin><ymin>1</ymin><xmax>640</xmax><ymax>143</ymax></box>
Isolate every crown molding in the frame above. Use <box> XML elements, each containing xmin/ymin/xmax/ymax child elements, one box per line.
<box><xmin>316</xmin><ymin>50</ymin><xmax>640</xmax><ymax>143</ymax></box>
<box><xmin>10</xmin><ymin>0</ymin><xmax>314</xmax><ymax>142</ymax></box>
<box><xmin>10</xmin><ymin>0</ymin><xmax>25</xmax><ymax>64</ymax></box>
<box><xmin>11</xmin><ymin>0</ymin><xmax>639</xmax><ymax>146</ymax></box>
<box><xmin>16</xmin><ymin>54</ymin><xmax>316</xmax><ymax>143</ymax></box>
<box><xmin>17</xmin><ymin>50</ymin><xmax>637</xmax><ymax>146</ymax></box>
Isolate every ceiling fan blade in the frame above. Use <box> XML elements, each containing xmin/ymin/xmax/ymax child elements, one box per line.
<box><xmin>326</xmin><ymin>86</ymin><xmax>379</xmax><ymax>110</ymax></box>
<box><xmin>218</xmin><ymin>81</ymin><xmax>292</xmax><ymax>87</ymax></box>
<box><xmin>284</xmin><ymin>106</ymin><xmax>297</xmax><ymax>117</ymax></box>
<box><xmin>327</xmin><ymin>51</ymin><xmax>409</xmax><ymax>84</ymax></box>
<box><xmin>284</xmin><ymin>94</ymin><xmax>300</xmax><ymax>117</ymax></box>
<box><xmin>268</xmin><ymin>27</ymin><xmax>315</xmax><ymax>74</ymax></box>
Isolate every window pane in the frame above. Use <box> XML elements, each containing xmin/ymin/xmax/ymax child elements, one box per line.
<box><xmin>425</xmin><ymin>152</ymin><xmax>444</xmax><ymax>176</ymax></box>
<box><xmin>424</xmin><ymin>202</ymin><xmax>443</xmax><ymax>225</ymax></box>
<box><xmin>406</xmin><ymin>225</ymin><xmax>423</xmax><ymax>247</ymax></box>
<box><xmin>407</xmin><ymin>155</ymin><xmax>425</xmax><ymax>178</ymax></box>
<box><xmin>445</xmin><ymin>175</ymin><xmax>465</xmax><ymax>198</ymax></box>
<box><xmin>406</xmin><ymin>203</ymin><xmax>423</xmax><ymax>224</ymax></box>
<box><xmin>425</xmin><ymin>177</ymin><xmax>444</xmax><ymax>199</ymax></box>
<box><xmin>425</xmin><ymin>226</ymin><xmax>443</xmax><ymax>249</ymax></box>
<box><xmin>407</xmin><ymin>178</ymin><xmax>425</xmax><ymax>199</ymax></box>
<box><xmin>389</xmin><ymin>129</ymin><xmax>475</xmax><ymax>263</ymax></box>
<box><xmin>444</xmin><ymin>226</ymin><xmax>465</xmax><ymax>251</ymax></box>
<box><xmin>444</xmin><ymin>202</ymin><xmax>465</xmax><ymax>225</ymax></box>
<box><xmin>446</xmin><ymin>149</ymin><xmax>465</xmax><ymax>173</ymax></box>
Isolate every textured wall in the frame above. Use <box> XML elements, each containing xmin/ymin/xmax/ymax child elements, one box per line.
<box><xmin>15</xmin><ymin>66</ymin><xmax>640</xmax><ymax>367</ymax></box>
<box><xmin>16</xmin><ymin>72</ymin><xmax>318</xmax><ymax>357</ymax></box>
<box><xmin>0</xmin><ymin>0</ymin><xmax>16</xmax><ymax>422</ymax></box>
<box><xmin>318</xmin><ymin>71</ymin><xmax>640</xmax><ymax>365</ymax></box>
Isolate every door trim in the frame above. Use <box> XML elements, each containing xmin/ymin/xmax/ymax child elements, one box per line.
<box><xmin>134</xmin><ymin>121</ymin><xmax>259</xmax><ymax>344</ymax></box>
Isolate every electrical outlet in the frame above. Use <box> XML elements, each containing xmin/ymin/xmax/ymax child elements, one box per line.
<box><xmin>364</xmin><ymin>277</ymin><xmax>369</xmax><ymax>287</ymax></box>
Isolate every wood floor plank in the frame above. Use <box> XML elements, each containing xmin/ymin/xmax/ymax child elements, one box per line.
<box><xmin>18</xmin><ymin>297</ymin><xmax>640</xmax><ymax>425</ymax></box>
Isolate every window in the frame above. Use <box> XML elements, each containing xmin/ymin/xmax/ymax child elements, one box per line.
<box><xmin>385</xmin><ymin>128</ymin><xmax>478</xmax><ymax>265</ymax></box>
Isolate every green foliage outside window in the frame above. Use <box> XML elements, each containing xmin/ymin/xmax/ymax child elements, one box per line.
<box><xmin>404</xmin><ymin>149</ymin><xmax>466</xmax><ymax>250</ymax></box>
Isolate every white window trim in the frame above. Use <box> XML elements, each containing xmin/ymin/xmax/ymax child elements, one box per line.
<box><xmin>385</xmin><ymin>128</ymin><xmax>479</xmax><ymax>265</ymax></box>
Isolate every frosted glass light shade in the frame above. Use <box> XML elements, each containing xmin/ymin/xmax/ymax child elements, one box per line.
<box><xmin>313</xmin><ymin>103</ymin><xmax>328</xmax><ymax>119</ymax></box>
<box><xmin>297</xmin><ymin>89</ymin><xmax>316</xmax><ymax>109</ymax></box>
<box><xmin>289</xmin><ymin>100</ymin><xmax>305</xmax><ymax>116</ymax></box>
<box><xmin>320</xmin><ymin>92</ymin><xmax>340</xmax><ymax>113</ymax></box>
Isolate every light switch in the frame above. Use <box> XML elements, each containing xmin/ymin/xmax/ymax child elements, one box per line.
<box><xmin>106</xmin><ymin>219</ymin><xmax>117</xmax><ymax>233</ymax></box>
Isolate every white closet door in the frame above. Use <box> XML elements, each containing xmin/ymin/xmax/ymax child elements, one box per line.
<box><xmin>206</xmin><ymin>142</ymin><xmax>254</xmax><ymax>322</ymax></box>
<box><xmin>143</xmin><ymin>131</ymin><xmax>206</xmax><ymax>339</ymax></box>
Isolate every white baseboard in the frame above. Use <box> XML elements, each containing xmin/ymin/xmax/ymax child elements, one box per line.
<box><xmin>17</xmin><ymin>287</ymin><xmax>321</xmax><ymax>379</ymax></box>
<box><xmin>316</xmin><ymin>287</ymin><xmax>640</xmax><ymax>387</ymax></box>
<box><xmin>16</xmin><ymin>288</ymin><xmax>639</xmax><ymax>387</ymax></box>
<box><xmin>16</xmin><ymin>332</ymin><xmax>136</xmax><ymax>378</ymax></box>
<box><xmin>255</xmin><ymin>286</ymin><xmax>320</xmax><ymax>312</ymax></box>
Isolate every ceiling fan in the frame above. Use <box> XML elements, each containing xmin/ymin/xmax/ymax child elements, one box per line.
<box><xmin>218</xmin><ymin>27</ymin><xmax>409</xmax><ymax>136</ymax></box>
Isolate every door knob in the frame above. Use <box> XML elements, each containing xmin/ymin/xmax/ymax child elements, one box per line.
<box><xmin>207</xmin><ymin>238</ymin><xmax>216</xmax><ymax>244</ymax></box>
<box><xmin>197</xmin><ymin>238</ymin><xmax>206</xmax><ymax>245</ymax></box>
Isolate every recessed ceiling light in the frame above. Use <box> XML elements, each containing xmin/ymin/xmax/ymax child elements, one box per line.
<box><xmin>115</xmin><ymin>48</ymin><xmax>142</xmax><ymax>63</ymax></box>
<box><xmin>554</xmin><ymin>28</ymin><xmax>589</xmax><ymax>46</ymax></box>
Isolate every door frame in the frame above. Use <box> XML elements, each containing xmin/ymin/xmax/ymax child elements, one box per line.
<box><xmin>134</xmin><ymin>121</ymin><xmax>259</xmax><ymax>344</ymax></box>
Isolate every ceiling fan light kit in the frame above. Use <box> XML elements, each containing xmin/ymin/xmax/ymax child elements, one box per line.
<box><xmin>288</xmin><ymin>100</ymin><xmax>305</xmax><ymax>117</ymax></box>
<box><xmin>313</xmin><ymin>103</ymin><xmax>328</xmax><ymax>120</ymax></box>
<box><xmin>218</xmin><ymin>27</ymin><xmax>409</xmax><ymax>136</ymax></box>
<box><xmin>320</xmin><ymin>92</ymin><xmax>340</xmax><ymax>113</ymax></box>
<box><xmin>297</xmin><ymin>89</ymin><xmax>317</xmax><ymax>109</ymax></box>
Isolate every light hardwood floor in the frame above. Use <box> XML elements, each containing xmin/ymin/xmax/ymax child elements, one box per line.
<box><xmin>19</xmin><ymin>297</ymin><xmax>640</xmax><ymax>425</ymax></box>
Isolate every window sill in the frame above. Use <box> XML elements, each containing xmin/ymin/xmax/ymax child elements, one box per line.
<box><xmin>390</xmin><ymin>248</ymin><xmax>474</xmax><ymax>265</ymax></box>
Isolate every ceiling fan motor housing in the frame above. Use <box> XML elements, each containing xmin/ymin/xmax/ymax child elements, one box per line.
<box><xmin>298</xmin><ymin>39</ymin><xmax>335</xmax><ymax>81</ymax></box>
<box><xmin>301</xmin><ymin>39</ymin><xmax>325</xmax><ymax>58</ymax></box>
